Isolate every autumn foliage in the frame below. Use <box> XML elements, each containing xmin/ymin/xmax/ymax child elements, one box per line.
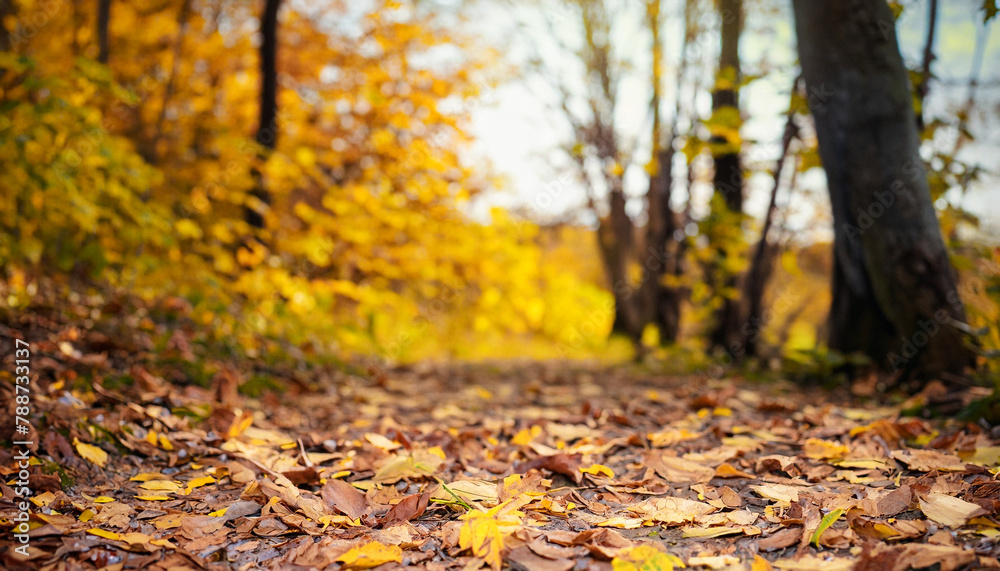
<box><xmin>0</xmin><ymin>0</ymin><xmax>614</xmax><ymax>364</ymax></box>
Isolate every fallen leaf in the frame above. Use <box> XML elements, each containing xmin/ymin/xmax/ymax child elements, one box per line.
<box><xmin>918</xmin><ymin>493</ymin><xmax>986</xmax><ymax>528</ymax></box>
<box><xmin>321</xmin><ymin>478</ymin><xmax>371</xmax><ymax>520</ymax></box>
<box><xmin>75</xmin><ymin>440</ymin><xmax>108</xmax><ymax>467</ymax></box>
<box><xmin>382</xmin><ymin>492</ymin><xmax>430</xmax><ymax>527</ymax></box>
<box><xmin>336</xmin><ymin>541</ymin><xmax>403</xmax><ymax>569</ymax></box>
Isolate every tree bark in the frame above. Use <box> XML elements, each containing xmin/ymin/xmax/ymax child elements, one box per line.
<box><xmin>641</xmin><ymin>0</ymin><xmax>682</xmax><ymax>345</ymax></box>
<box><xmin>0</xmin><ymin>0</ymin><xmax>15</xmax><ymax>53</ymax></box>
<box><xmin>915</xmin><ymin>0</ymin><xmax>938</xmax><ymax>131</ymax></box>
<box><xmin>246</xmin><ymin>0</ymin><xmax>282</xmax><ymax>230</ymax></box>
<box><xmin>792</xmin><ymin>0</ymin><xmax>975</xmax><ymax>381</ymax></box>
<box><xmin>97</xmin><ymin>0</ymin><xmax>111</xmax><ymax>63</ymax></box>
<box><xmin>707</xmin><ymin>0</ymin><xmax>744</xmax><ymax>354</ymax></box>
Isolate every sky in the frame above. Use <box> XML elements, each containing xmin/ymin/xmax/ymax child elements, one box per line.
<box><xmin>460</xmin><ymin>0</ymin><xmax>1000</xmax><ymax>241</ymax></box>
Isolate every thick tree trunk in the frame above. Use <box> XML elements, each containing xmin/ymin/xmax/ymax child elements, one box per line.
<box><xmin>707</xmin><ymin>0</ymin><xmax>744</xmax><ymax>354</ymax></box>
<box><xmin>97</xmin><ymin>0</ymin><xmax>111</xmax><ymax>63</ymax></box>
<box><xmin>792</xmin><ymin>0</ymin><xmax>975</xmax><ymax>381</ymax></box>
<box><xmin>246</xmin><ymin>0</ymin><xmax>282</xmax><ymax>230</ymax></box>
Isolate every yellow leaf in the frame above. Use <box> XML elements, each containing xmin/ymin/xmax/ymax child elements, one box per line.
<box><xmin>752</xmin><ymin>555</ymin><xmax>774</xmax><ymax>571</ymax></box>
<box><xmin>79</xmin><ymin>509</ymin><xmax>96</xmax><ymax>522</ymax></box>
<box><xmin>958</xmin><ymin>446</ymin><xmax>1000</xmax><ymax>466</ymax></box>
<box><xmin>335</xmin><ymin>541</ymin><xmax>403</xmax><ymax>569</ymax></box>
<box><xmin>135</xmin><ymin>495</ymin><xmax>172</xmax><ymax>501</ymax></box>
<box><xmin>228</xmin><ymin>413</ymin><xmax>254</xmax><ymax>438</ymax></box>
<box><xmin>581</xmin><ymin>464</ymin><xmax>615</xmax><ymax>479</ymax></box>
<box><xmin>458</xmin><ymin>498</ymin><xmax>526</xmax><ymax>570</ymax></box>
<box><xmin>183</xmin><ymin>476</ymin><xmax>215</xmax><ymax>495</ymax></box>
<box><xmin>512</xmin><ymin>425</ymin><xmax>541</xmax><ymax>446</ymax></box>
<box><xmin>31</xmin><ymin>491</ymin><xmax>56</xmax><ymax>507</ymax></box>
<box><xmin>612</xmin><ymin>545</ymin><xmax>685</xmax><ymax>571</ymax></box>
<box><xmin>139</xmin><ymin>480</ymin><xmax>182</xmax><ymax>492</ymax></box>
<box><xmin>158</xmin><ymin>434</ymin><xmax>174</xmax><ymax>451</ymax></box>
<box><xmin>152</xmin><ymin>513</ymin><xmax>186</xmax><ymax>529</ymax></box>
<box><xmin>75</xmin><ymin>440</ymin><xmax>108</xmax><ymax>467</ymax></box>
<box><xmin>596</xmin><ymin>516</ymin><xmax>644</xmax><ymax>529</ymax></box>
<box><xmin>87</xmin><ymin>528</ymin><xmax>121</xmax><ymax>540</ymax></box>
<box><xmin>459</xmin><ymin>516</ymin><xmax>505</xmax><ymax>570</ymax></box>
<box><xmin>803</xmin><ymin>439</ymin><xmax>849</xmax><ymax>460</ymax></box>
<box><xmin>714</xmin><ymin>463</ymin><xmax>755</xmax><ymax>479</ymax></box>
<box><xmin>130</xmin><ymin>473</ymin><xmax>166</xmax><ymax>482</ymax></box>
<box><xmin>93</xmin><ymin>496</ymin><xmax>115</xmax><ymax>504</ymax></box>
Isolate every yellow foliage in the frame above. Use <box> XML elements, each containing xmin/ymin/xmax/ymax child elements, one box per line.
<box><xmin>0</xmin><ymin>0</ymin><xmax>617</xmax><ymax>365</ymax></box>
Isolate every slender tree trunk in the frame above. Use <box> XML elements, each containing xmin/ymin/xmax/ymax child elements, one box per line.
<box><xmin>97</xmin><ymin>0</ymin><xmax>111</xmax><ymax>63</ymax></box>
<box><xmin>792</xmin><ymin>0</ymin><xmax>975</xmax><ymax>381</ymax></box>
<box><xmin>246</xmin><ymin>0</ymin><xmax>282</xmax><ymax>230</ymax></box>
<box><xmin>602</xmin><ymin>178</ymin><xmax>641</xmax><ymax>345</ymax></box>
<box><xmin>149</xmin><ymin>0</ymin><xmax>192</xmax><ymax>164</ymax></box>
<box><xmin>641</xmin><ymin>0</ymin><xmax>685</xmax><ymax>345</ymax></box>
<box><xmin>0</xmin><ymin>0</ymin><xmax>14</xmax><ymax>52</ymax></box>
<box><xmin>915</xmin><ymin>0</ymin><xmax>938</xmax><ymax>131</ymax></box>
<box><xmin>741</xmin><ymin>85</ymin><xmax>799</xmax><ymax>358</ymax></box>
<box><xmin>707</xmin><ymin>0</ymin><xmax>744</xmax><ymax>353</ymax></box>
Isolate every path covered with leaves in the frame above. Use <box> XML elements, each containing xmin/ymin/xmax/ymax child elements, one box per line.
<box><xmin>3</xmin><ymin>338</ymin><xmax>1000</xmax><ymax>570</ymax></box>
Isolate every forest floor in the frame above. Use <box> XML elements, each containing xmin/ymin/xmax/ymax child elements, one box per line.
<box><xmin>2</xmin><ymin>305</ymin><xmax>1000</xmax><ymax>570</ymax></box>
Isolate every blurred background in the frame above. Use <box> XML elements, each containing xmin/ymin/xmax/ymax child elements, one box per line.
<box><xmin>0</xmin><ymin>0</ymin><xmax>997</xmax><ymax>376</ymax></box>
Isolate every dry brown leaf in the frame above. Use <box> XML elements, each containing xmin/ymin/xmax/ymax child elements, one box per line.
<box><xmin>382</xmin><ymin>492</ymin><xmax>430</xmax><ymax>527</ymax></box>
<box><xmin>321</xmin><ymin>478</ymin><xmax>371</xmax><ymax>520</ymax></box>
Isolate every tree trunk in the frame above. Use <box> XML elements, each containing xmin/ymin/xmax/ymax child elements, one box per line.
<box><xmin>601</xmin><ymin>180</ymin><xmax>641</xmax><ymax>344</ymax></box>
<box><xmin>97</xmin><ymin>0</ymin><xmax>111</xmax><ymax>64</ymax></box>
<box><xmin>792</xmin><ymin>0</ymin><xmax>975</xmax><ymax>381</ymax></box>
<box><xmin>915</xmin><ymin>0</ymin><xmax>938</xmax><ymax>131</ymax></box>
<box><xmin>1</xmin><ymin>0</ymin><xmax>15</xmax><ymax>52</ymax></box>
<box><xmin>707</xmin><ymin>0</ymin><xmax>744</xmax><ymax>354</ymax></box>
<box><xmin>149</xmin><ymin>0</ymin><xmax>192</xmax><ymax>164</ymax></box>
<box><xmin>740</xmin><ymin>79</ymin><xmax>799</xmax><ymax>358</ymax></box>
<box><xmin>246</xmin><ymin>0</ymin><xmax>282</xmax><ymax>230</ymax></box>
<box><xmin>641</xmin><ymin>0</ymin><xmax>682</xmax><ymax>345</ymax></box>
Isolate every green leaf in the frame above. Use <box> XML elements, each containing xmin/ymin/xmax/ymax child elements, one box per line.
<box><xmin>811</xmin><ymin>509</ymin><xmax>845</xmax><ymax>547</ymax></box>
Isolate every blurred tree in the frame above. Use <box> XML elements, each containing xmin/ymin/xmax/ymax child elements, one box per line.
<box><xmin>705</xmin><ymin>0</ymin><xmax>745</xmax><ymax>354</ymax></box>
<box><xmin>639</xmin><ymin>0</ymin><xmax>685</xmax><ymax>345</ymax></box>
<box><xmin>97</xmin><ymin>0</ymin><xmax>112</xmax><ymax>64</ymax></box>
<box><xmin>739</xmin><ymin>77</ymin><xmax>800</xmax><ymax>359</ymax></box>
<box><xmin>0</xmin><ymin>0</ymin><xmax>12</xmax><ymax>52</ymax></box>
<box><xmin>247</xmin><ymin>0</ymin><xmax>282</xmax><ymax>230</ymax></box>
<box><xmin>535</xmin><ymin>0</ymin><xmax>706</xmax><ymax>354</ymax></box>
<box><xmin>792</xmin><ymin>0</ymin><xmax>975</xmax><ymax>381</ymax></box>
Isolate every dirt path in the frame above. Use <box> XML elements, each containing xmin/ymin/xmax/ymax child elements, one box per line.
<box><xmin>2</xmin><ymin>360</ymin><xmax>999</xmax><ymax>570</ymax></box>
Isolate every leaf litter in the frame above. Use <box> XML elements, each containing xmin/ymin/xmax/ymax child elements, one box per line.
<box><xmin>2</xmin><ymin>319</ymin><xmax>1000</xmax><ymax>569</ymax></box>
